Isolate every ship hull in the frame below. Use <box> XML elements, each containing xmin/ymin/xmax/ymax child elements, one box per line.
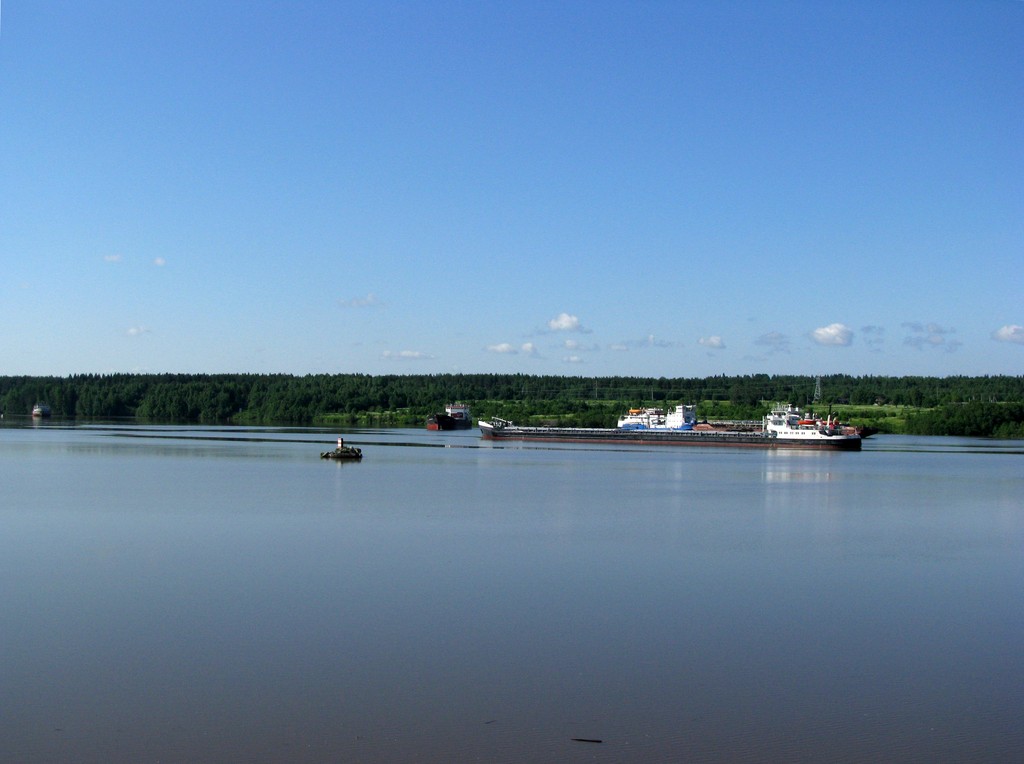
<box><xmin>479</xmin><ymin>423</ymin><xmax>861</xmax><ymax>451</ymax></box>
<box><xmin>427</xmin><ymin>414</ymin><xmax>473</xmax><ymax>431</ymax></box>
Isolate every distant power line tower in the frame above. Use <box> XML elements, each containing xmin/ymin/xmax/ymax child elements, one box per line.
<box><xmin>813</xmin><ymin>376</ymin><xmax>822</xmax><ymax>403</ymax></box>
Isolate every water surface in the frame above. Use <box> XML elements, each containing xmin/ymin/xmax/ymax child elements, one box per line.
<box><xmin>2</xmin><ymin>423</ymin><xmax>1021</xmax><ymax>762</ymax></box>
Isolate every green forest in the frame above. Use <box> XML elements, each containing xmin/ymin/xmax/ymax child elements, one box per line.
<box><xmin>2</xmin><ymin>373</ymin><xmax>1023</xmax><ymax>438</ymax></box>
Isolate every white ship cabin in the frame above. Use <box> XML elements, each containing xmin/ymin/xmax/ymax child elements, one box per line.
<box><xmin>764</xmin><ymin>404</ymin><xmax>843</xmax><ymax>437</ymax></box>
<box><xmin>445</xmin><ymin>402</ymin><xmax>471</xmax><ymax>421</ymax></box>
<box><xmin>618</xmin><ymin>405</ymin><xmax>696</xmax><ymax>430</ymax></box>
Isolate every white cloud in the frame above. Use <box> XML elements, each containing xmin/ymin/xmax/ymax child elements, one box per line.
<box><xmin>811</xmin><ymin>323</ymin><xmax>853</xmax><ymax>346</ymax></box>
<box><xmin>993</xmin><ymin>325</ymin><xmax>1024</xmax><ymax>344</ymax></box>
<box><xmin>340</xmin><ymin>293</ymin><xmax>380</xmax><ymax>308</ymax></box>
<box><xmin>548</xmin><ymin>312</ymin><xmax>588</xmax><ymax>332</ymax></box>
<box><xmin>126</xmin><ymin>326</ymin><xmax>151</xmax><ymax>336</ymax></box>
<box><xmin>563</xmin><ymin>355</ymin><xmax>584</xmax><ymax>364</ymax></box>
<box><xmin>487</xmin><ymin>343</ymin><xmax>517</xmax><ymax>354</ymax></box>
<box><xmin>564</xmin><ymin>339</ymin><xmax>599</xmax><ymax>352</ymax></box>
<box><xmin>153</xmin><ymin>257</ymin><xmax>166</xmax><ymax>267</ymax></box>
<box><xmin>382</xmin><ymin>350</ymin><xmax>432</xmax><ymax>360</ymax></box>
<box><xmin>698</xmin><ymin>335</ymin><xmax>725</xmax><ymax>349</ymax></box>
<box><xmin>487</xmin><ymin>342</ymin><xmax>538</xmax><ymax>356</ymax></box>
<box><xmin>104</xmin><ymin>254</ymin><xmax>122</xmax><ymax>263</ymax></box>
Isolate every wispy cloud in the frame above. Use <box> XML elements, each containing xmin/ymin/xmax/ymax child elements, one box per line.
<box><xmin>861</xmin><ymin>325</ymin><xmax>885</xmax><ymax>350</ymax></box>
<box><xmin>611</xmin><ymin>334</ymin><xmax>677</xmax><ymax>351</ymax></box>
<box><xmin>755</xmin><ymin>331</ymin><xmax>790</xmax><ymax>354</ymax></box>
<box><xmin>564</xmin><ymin>339</ymin><xmax>600</xmax><ymax>353</ymax></box>
<box><xmin>547</xmin><ymin>312</ymin><xmax>589</xmax><ymax>333</ymax></box>
<box><xmin>811</xmin><ymin>323</ymin><xmax>853</xmax><ymax>347</ymax></box>
<box><xmin>104</xmin><ymin>254</ymin><xmax>123</xmax><ymax>263</ymax></box>
<box><xmin>698</xmin><ymin>335</ymin><xmax>726</xmax><ymax>349</ymax></box>
<box><xmin>992</xmin><ymin>325</ymin><xmax>1024</xmax><ymax>344</ymax></box>
<box><xmin>382</xmin><ymin>349</ymin><xmax>432</xmax><ymax>360</ymax></box>
<box><xmin>153</xmin><ymin>257</ymin><xmax>166</xmax><ymax>267</ymax></box>
<box><xmin>562</xmin><ymin>355</ymin><xmax>584</xmax><ymax>364</ymax></box>
<box><xmin>340</xmin><ymin>293</ymin><xmax>381</xmax><ymax>308</ymax></box>
<box><xmin>126</xmin><ymin>326</ymin><xmax>151</xmax><ymax>336</ymax></box>
<box><xmin>902</xmin><ymin>322</ymin><xmax>960</xmax><ymax>352</ymax></box>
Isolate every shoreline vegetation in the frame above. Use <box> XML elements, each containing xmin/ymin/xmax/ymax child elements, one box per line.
<box><xmin>2</xmin><ymin>373</ymin><xmax>1023</xmax><ymax>439</ymax></box>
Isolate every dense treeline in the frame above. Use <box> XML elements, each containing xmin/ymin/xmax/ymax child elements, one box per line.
<box><xmin>903</xmin><ymin>402</ymin><xmax>1024</xmax><ymax>439</ymax></box>
<box><xmin>1</xmin><ymin>373</ymin><xmax>1023</xmax><ymax>437</ymax></box>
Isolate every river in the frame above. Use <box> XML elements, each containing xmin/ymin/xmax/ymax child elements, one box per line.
<box><xmin>2</xmin><ymin>421</ymin><xmax>1022</xmax><ymax>762</ymax></box>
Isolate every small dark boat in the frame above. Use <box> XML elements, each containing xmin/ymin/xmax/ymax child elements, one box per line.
<box><xmin>321</xmin><ymin>437</ymin><xmax>362</xmax><ymax>460</ymax></box>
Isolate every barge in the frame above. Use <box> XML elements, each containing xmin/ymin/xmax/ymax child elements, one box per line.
<box><xmin>479</xmin><ymin>404</ymin><xmax>861</xmax><ymax>451</ymax></box>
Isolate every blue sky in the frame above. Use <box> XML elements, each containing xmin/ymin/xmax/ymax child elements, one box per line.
<box><xmin>2</xmin><ymin>1</ymin><xmax>1021</xmax><ymax>377</ymax></box>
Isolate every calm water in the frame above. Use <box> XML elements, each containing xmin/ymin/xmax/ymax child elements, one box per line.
<box><xmin>2</xmin><ymin>421</ymin><xmax>1022</xmax><ymax>763</ymax></box>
